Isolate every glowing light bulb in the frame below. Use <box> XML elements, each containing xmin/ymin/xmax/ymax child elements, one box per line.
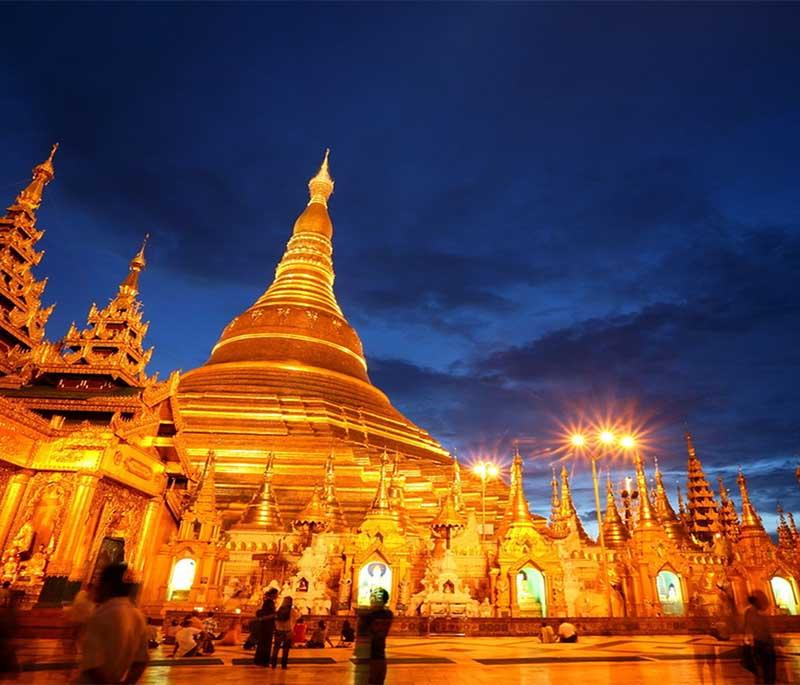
<box><xmin>487</xmin><ymin>464</ymin><xmax>499</xmax><ymax>478</ymax></box>
<box><xmin>570</xmin><ymin>434</ymin><xmax>587</xmax><ymax>448</ymax></box>
<box><xmin>599</xmin><ymin>431</ymin><xmax>615</xmax><ymax>445</ymax></box>
<box><xmin>620</xmin><ymin>435</ymin><xmax>636</xmax><ymax>449</ymax></box>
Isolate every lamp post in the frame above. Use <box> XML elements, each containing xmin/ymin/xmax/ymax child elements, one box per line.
<box><xmin>473</xmin><ymin>461</ymin><xmax>499</xmax><ymax>541</ymax></box>
<box><xmin>569</xmin><ymin>431</ymin><xmax>636</xmax><ymax>617</ymax></box>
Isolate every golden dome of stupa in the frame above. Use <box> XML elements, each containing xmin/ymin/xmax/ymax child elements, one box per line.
<box><xmin>174</xmin><ymin>152</ymin><xmax>503</xmax><ymax>527</ymax></box>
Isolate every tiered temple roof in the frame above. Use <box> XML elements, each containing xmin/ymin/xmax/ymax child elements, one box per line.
<box><xmin>684</xmin><ymin>431</ymin><xmax>720</xmax><ymax>543</ymax></box>
<box><xmin>0</xmin><ymin>145</ymin><xmax>58</xmax><ymax>380</ymax></box>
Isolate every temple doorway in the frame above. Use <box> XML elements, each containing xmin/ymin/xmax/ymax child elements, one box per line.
<box><xmin>90</xmin><ymin>537</ymin><xmax>125</xmax><ymax>585</ymax></box>
<box><xmin>167</xmin><ymin>557</ymin><xmax>197</xmax><ymax>601</ymax></box>
<box><xmin>516</xmin><ymin>566</ymin><xmax>546</xmax><ymax>616</ymax></box>
<box><xmin>656</xmin><ymin>569</ymin><xmax>684</xmax><ymax>616</ymax></box>
<box><xmin>770</xmin><ymin>576</ymin><xmax>798</xmax><ymax>615</ymax></box>
<box><xmin>357</xmin><ymin>560</ymin><xmax>392</xmax><ymax>607</ymax></box>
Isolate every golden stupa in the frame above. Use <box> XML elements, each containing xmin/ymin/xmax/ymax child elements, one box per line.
<box><xmin>174</xmin><ymin>152</ymin><xmax>483</xmax><ymax>526</ymax></box>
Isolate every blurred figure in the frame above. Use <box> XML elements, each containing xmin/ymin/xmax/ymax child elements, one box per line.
<box><xmin>0</xmin><ymin>583</ymin><xmax>19</xmax><ymax>680</ymax></box>
<box><xmin>360</xmin><ymin>588</ymin><xmax>394</xmax><ymax>685</ymax></box>
<box><xmin>202</xmin><ymin>612</ymin><xmax>219</xmax><ymax>639</ymax></box>
<box><xmin>77</xmin><ymin>564</ymin><xmax>148</xmax><ymax>684</ymax></box>
<box><xmin>337</xmin><ymin>619</ymin><xmax>355</xmax><ymax>647</ymax></box>
<box><xmin>219</xmin><ymin>617</ymin><xmax>242</xmax><ymax>646</ymax></box>
<box><xmin>292</xmin><ymin>615</ymin><xmax>307</xmax><ymax>646</ymax></box>
<box><xmin>163</xmin><ymin>619</ymin><xmax>179</xmax><ymax>645</ymax></box>
<box><xmin>68</xmin><ymin>583</ymin><xmax>95</xmax><ymax>643</ymax></box>
<box><xmin>557</xmin><ymin>621</ymin><xmax>578</xmax><ymax>643</ymax></box>
<box><xmin>271</xmin><ymin>596</ymin><xmax>300</xmax><ymax>669</ymax></box>
<box><xmin>0</xmin><ymin>582</ymin><xmax>11</xmax><ymax>609</ymax></box>
<box><xmin>743</xmin><ymin>590</ymin><xmax>776</xmax><ymax>684</ymax></box>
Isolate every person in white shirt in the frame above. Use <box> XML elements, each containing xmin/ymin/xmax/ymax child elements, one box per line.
<box><xmin>172</xmin><ymin>620</ymin><xmax>201</xmax><ymax>658</ymax></box>
<box><xmin>557</xmin><ymin>621</ymin><xmax>578</xmax><ymax>643</ymax></box>
<box><xmin>78</xmin><ymin>565</ymin><xmax>148</xmax><ymax>684</ymax></box>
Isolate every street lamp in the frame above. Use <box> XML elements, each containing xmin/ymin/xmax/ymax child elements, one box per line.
<box><xmin>473</xmin><ymin>461</ymin><xmax>499</xmax><ymax>541</ymax></box>
<box><xmin>568</xmin><ymin>430</ymin><xmax>637</xmax><ymax>617</ymax></box>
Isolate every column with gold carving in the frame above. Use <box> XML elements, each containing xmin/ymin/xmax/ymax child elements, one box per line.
<box><xmin>130</xmin><ymin>496</ymin><xmax>161</xmax><ymax>583</ymax></box>
<box><xmin>0</xmin><ymin>470</ymin><xmax>33</xmax><ymax>552</ymax></box>
<box><xmin>38</xmin><ymin>472</ymin><xmax>99</xmax><ymax>605</ymax></box>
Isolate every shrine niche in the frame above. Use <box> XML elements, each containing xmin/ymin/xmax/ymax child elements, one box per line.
<box><xmin>656</xmin><ymin>567</ymin><xmax>684</xmax><ymax>616</ymax></box>
<box><xmin>357</xmin><ymin>558</ymin><xmax>392</xmax><ymax>607</ymax></box>
<box><xmin>168</xmin><ymin>555</ymin><xmax>197</xmax><ymax>601</ymax></box>
<box><xmin>770</xmin><ymin>576</ymin><xmax>798</xmax><ymax>615</ymax></box>
<box><xmin>514</xmin><ymin>564</ymin><xmax>547</xmax><ymax>617</ymax></box>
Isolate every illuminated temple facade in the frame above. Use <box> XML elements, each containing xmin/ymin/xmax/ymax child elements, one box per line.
<box><xmin>0</xmin><ymin>147</ymin><xmax>798</xmax><ymax>622</ymax></box>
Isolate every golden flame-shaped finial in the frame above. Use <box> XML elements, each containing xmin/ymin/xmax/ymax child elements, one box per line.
<box><xmin>14</xmin><ymin>143</ymin><xmax>59</xmax><ymax>213</ymax></box>
<box><xmin>308</xmin><ymin>148</ymin><xmax>334</xmax><ymax>207</ymax></box>
<box><xmin>737</xmin><ymin>468</ymin><xmax>765</xmax><ymax>533</ymax></box>
<box><xmin>119</xmin><ymin>235</ymin><xmax>149</xmax><ymax>296</ymax></box>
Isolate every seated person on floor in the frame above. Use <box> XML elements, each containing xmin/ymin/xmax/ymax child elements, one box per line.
<box><xmin>336</xmin><ymin>619</ymin><xmax>355</xmax><ymax>647</ymax></box>
<box><xmin>307</xmin><ymin>620</ymin><xmax>335</xmax><ymax>648</ymax></box>
<box><xmin>557</xmin><ymin>621</ymin><xmax>578</xmax><ymax>643</ymax></box>
<box><xmin>172</xmin><ymin>619</ymin><xmax>201</xmax><ymax>658</ymax></box>
<box><xmin>292</xmin><ymin>615</ymin><xmax>307</xmax><ymax>646</ymax></box>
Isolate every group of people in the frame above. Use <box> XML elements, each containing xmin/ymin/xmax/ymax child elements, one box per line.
<box><xmin>246</xmin><ymin>588</ymin><xmax>357</xmax><ymax>668</ymax></box>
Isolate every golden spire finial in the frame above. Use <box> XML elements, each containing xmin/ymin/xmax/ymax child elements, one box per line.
<box><xmin>119</xmin><ymin>235</ymin><xmax>148</xmax><ymax>297</ymax></box>
<box><xmin>603</xmin><ymin>471</ymin><xmax>629</xmax><ymax>547</ymax></box>
<box><xmin>13</xmin><ymin>143</ymin><xmax>59</xmax><ymax>214</ymax></box>
<box><xmin>308</xmin><ymin>148</ymin><xmax>334</xmax><ymax>207</ymax></box>
<box><xmin>737</xmin><ymin>468</ymin><xmax>765</xmax><ymax>533</ymax></box>
<box><xmin>370</xmin><ymin>450</ymin><xmax>392</xmax><ymax>512</ymax></box>
<box><xmin>633</xmin><ymin>452</ymin><xmax>659</xmax><ymax>530</ymax></box>
<box><xmin>322</xmin><ymin>450</ymin><xmax>347</xmax><ymax>531</ymax></box>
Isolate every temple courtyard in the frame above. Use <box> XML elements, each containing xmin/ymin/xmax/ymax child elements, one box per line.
<box><xmin>12</xmin><ymin>634</ymin><xmax>800</xmax><ymax>684</ymax></box>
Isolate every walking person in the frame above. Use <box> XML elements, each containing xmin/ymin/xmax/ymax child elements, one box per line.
<box><xmin>77</xmin><ymin>564</ymin><xmax>148</xmax><ymax>684</ymax></box>
<box><xmin>254</xmin><ymin>587</ymin><xmax>278</xmax><ymax>666</ymax></box>
<box><xmin>360</xmin><ymin>588</ymin><xmax>394</xmax><ymax>685</ymax></box>
<box><xmin>743</xmin><ymin>590</ymin><xmax>776</xmax><ymax>684</ymax></box>
<box><xmin>270</xmin><ymin>596</ymin><xmax>300</xmax><ymax>669</ymax></box>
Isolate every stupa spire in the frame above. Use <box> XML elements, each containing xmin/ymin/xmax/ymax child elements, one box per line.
<box><xmin>717</xmin><ymin>477</ymin><xmax>740</xmax><ymax>541</ymax></box>
<box><xmin>633</xmin><ymin>453</ymin><xmax>660</xmax><ymax>530</ymax></box>
<box><xmin>602</xmin><ymin>473</ymin><xmax>629</xmax><ymax>547</ymax></box>
<box><xmin>307</xmin><ymin>148</ymin><xmax>334</xmax><ymax>207</ymax></box>
<box><xmin>59</xmin><ymin>237</ymin><xmax>153</xmax><ymax>386</ymax></box>
<box><xmin>787</xmin><ymin>511</ymin><xmax>800</xmax><ymax>545</ymax></box>
<box><xmin>653</xmin><ymin>459</ymin><xmax>687</xmax><ymax>543</ymax></box>
<box><xmin>737</xmin><ymin>468</ymin><xmax>765</xmax><ymax>534</ymax></box>
<box><xmin>369</xmin><ymin>450</ymin><xmax>393</xmax><ymax>513</ymax></box>
<box><xmin>684</xmin><ymin>431</ymin><xmax>720</xmax><ymax>543</ymax></box>
<box><xmin>777</xmin><ymin>504</ymin><xmax>792</xmax><ymax>549</ymax></box>
<box><xmin>9</xmin><ymin>143</ymin><xmax>58</xmax><ymax>216</ymax></box>
<box><xmin>190</xmin><ymin>451</ymin><xmax>218</xmax><ymax>518</ymax></box>
<box><xmin>235</xmin><ymin>453</ymin><xmax>283</xmax><ymax>530</ymax></box>
<box><xmin>322</xmin><ymin>450</ymin><xmax>347</xmax><ymax>531</ymax></box>
<box><xmin>503</xmin><ymin>447</ymin><xmax>535</xmax><ymax>528</ymax></box>
<box><xmin>560</xmin><ymin>465</ymin><xmax>590</xmax><ymax>541</ymax></box>
<box><xmin>451</xmin><ymin>452</ymin><xmax>464</xmax><ymax>512</ymax></box>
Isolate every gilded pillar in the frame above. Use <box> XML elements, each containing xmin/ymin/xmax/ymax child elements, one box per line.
<box><xmin>131</xmin><ymin>497</ymin><xmax>161</xmax><ymax>579</ymax></box>
<box><xmin>0</xmin><ymin>470</ymin><xmax>33</xmax><ymax>551</ymax></box>
<box><xmin>48</xmin><ymin>472</ymin><xmax>100</xmax><ymax>577</ymax></box>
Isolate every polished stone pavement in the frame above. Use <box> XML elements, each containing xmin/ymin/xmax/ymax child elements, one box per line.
<box><xmin>10</xmin><ymin>634</ymin><xmax>800</xmax><ymax>684</ymax></box>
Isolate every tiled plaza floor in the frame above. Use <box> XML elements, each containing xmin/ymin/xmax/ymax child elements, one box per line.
<box><xmin>10</xmin><ymin>634</ymin><xmax>800</xmax><ymax>684</ymax></box>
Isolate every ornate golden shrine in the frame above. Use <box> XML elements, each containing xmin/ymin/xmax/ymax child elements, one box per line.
<box><xmin>0</xmin><ymin>147</ymin><xmax>798</xmax><ymax>619</ymax></box>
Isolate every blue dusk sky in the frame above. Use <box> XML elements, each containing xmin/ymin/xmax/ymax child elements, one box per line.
<box><xmin>1</xmin><ymin>3</ymin><xmax>798</xmax><ymax>534</ymax></box>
